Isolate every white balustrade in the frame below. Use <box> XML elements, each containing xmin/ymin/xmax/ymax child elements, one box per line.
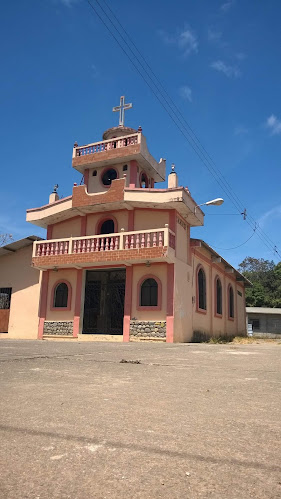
<box><xmin>75</xmin><ymin>134</ymin><xmax>139</xmax><ymax>158</ymax></box>
<box><xmin>33</xmin><ymin>227</ymin><xmax>175</xmax><ymax>258</ymax></box>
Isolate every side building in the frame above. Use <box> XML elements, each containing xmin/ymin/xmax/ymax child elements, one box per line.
<box><xmin>0</xmin><ymin>237</ymin><xmax>42</xmax><ymax>339</ymax></box>
<box><xmin>246</xmin><ymin>307</ymin><xmax>281</xmax><ymax>338</ymax></box>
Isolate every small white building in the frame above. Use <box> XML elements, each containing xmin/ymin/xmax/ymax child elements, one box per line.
<box><xmin>246</xmin><ymin>307</ymin><xmax>281</xmax><ymax>338</ymax></box>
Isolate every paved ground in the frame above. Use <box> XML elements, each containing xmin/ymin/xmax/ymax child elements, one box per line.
<box><xmin>0</xmin><ymin>340</ymin><xmax>280</xmax><ymax>499</ymax></box>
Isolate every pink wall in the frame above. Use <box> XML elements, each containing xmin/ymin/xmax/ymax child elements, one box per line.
<box><xmin>166</xmin><ymin>264</ymin><xmax>174</xmax><ymax>342</ymax></box>
<box><xmin>123</xmin><ymin>266</ymin><xmax>132</xmax><ymax>342</ymax></box>
<box><xmin>175</xmin><ymin>214</ymin><xmax>189</xmax><ymax>263</ymax></box>
<box><xmin>45</xmin><ymin>269</ymin><xmax>77</xmax><ymax>322</ymax></box>
<box><xmin>134</xmin><ymin>209</ymin><xmax>169</xmax><ymax>231</ymax></box>
<box><xmin>86</xmin><ymin>211</ymin><xmax>129</xmax><ymax>235</ymax></box>
<box><xmin>129</xmin><ymin>160</ymin><xmax>138</xmax><ymax>188</ymax></box>
<box><xmin>0</xmin><ymin>245</ymin><xmax>41</xmax><ymax>340</ymax></box>
<box><xmin>131</xmin><ymin>264</ymin><xmax>167</xmax><ymax>321</ymax></box>
<box><xmin>192</xmin><ymin>248</ymin><xmax>246</xmax><ymax>338</ymax></box>
<box><xmin>87</xmin><ymin>163</ymin><xmax>126</xmax><ymax>194</ymax></box>
<box><xmin>73</xmin><ymin>269</ymin><xmax>83</xmax><ymax>337</ymax></box>
<box><xmin>173</xmin><ymin>259</ymin><xmax>193</xmax><ymax>342</ymax></box>
<box><xmin>52</xmin><ymin>217</ymin><xmax>81</xmax><ymax>239</ymax></box>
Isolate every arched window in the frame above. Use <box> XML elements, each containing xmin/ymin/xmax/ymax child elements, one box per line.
<box><xmin>53</xmin><ymin>282</ymin><xmax>69</xmax><ymax>308</ymax></box>
<box><xmin>92</xmin><ymin>170</ymin><xmax>97</xmax><ymax>176</ymax></box>
<box><xmin>197</xmin><ymin>267</ymin><xmax>206</xmax><ymax>310</ymax></box>
<box><xmin>216</xmin><ymin>277</ymin><xmax>222</xmax><ymax>315</ymax></box>
<box><xmin>100</xmin><ymin>219</ymin><xmax>115</xmax><ymax>234</ymax></box>
<box><xmin>96</xmin><ymin>216</ymin><xmax>117</xmax><ymax>235</ymax></box>
<box><xmin>140</xmin><ymin>278</ymin><xmax>158</xmax><ymax>306</ymax></box>
<box><xmin>140</xmin><ymin>172</ymin><xmax>148</xmax><ymax>188</ymax></box>
<box><xmin>228</xmin><ymin>285</ymin><xmax>234</xmax><ymax>318</ymax></box>
<box><xmin>102</xmin><ymin>168</ymin><xmax>118</xmax><ymax>186</ymax></box>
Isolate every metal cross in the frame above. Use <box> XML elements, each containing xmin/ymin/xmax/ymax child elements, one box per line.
<box><xmin>112</xmin><ymin>96</ymin><xmax>132</xmax><ymax>127</ymax></box>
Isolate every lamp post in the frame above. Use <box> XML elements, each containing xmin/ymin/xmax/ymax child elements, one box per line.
<box><xmin>195</xmin><ymin>198</ymin><xmax>224</xmax><ymax>214</ymax></box>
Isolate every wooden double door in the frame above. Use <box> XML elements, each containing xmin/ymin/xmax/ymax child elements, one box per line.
<box><xmin>0</xmin><ymin>288</ymin><xmax>11</xmax><ymax>333</ymax></box>
<box><xmin>83</xmin><ymin>270</ymin><xmax>126</xmax><ymax>335</ymax></box>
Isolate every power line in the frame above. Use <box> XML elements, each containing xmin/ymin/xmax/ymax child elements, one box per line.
<box><xmin>97</xmin><ymin>0</ymin><xmax>281</xmax><ymax>256</ymax></box>
<box><xmin>210</xmin><ymin>229</ymin><xmax>257</xmax><ymax>251</ymax></box>
<box><xmin>87</xmin><ymin>0</ymin><xmax>281</xmax><ymax>259</ymax></box>
<box><xmin>95</xmin><ymin>0</ymin><xmax>281</xmax><ymax>256</ymax></box>
<box><xmin>86</xmin><ymin>1</ymin><xmax>248</xmax><ymax>219</ymax></box>
<box><xmin>205</xmin><ymin>213</ymin><xmax>243</xmax><ymax>216</ymax></box>
<box><xmin>86</xmin><ymin>0</ymin><xmax>281</xmax><ymax>259</ymax></box>
<box><xmin>99</xmin><ymin>1</ymin><xmax>280</xmax><ymax>255</ymax></box>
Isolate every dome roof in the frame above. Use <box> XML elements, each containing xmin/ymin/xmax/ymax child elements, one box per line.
<box><xmin>102</xmin><ymin>125</ymin><xmax>137</xmax><ymax>140</ymax></box>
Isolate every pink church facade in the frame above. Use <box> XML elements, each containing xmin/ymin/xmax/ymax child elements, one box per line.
<box><xmin>0</xmin><ymin>109</ymin><xmax>249</xmax><ymax>342</ymax></box>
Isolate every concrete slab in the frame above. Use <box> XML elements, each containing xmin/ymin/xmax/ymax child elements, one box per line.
<box><xmin>0</xmin><ymin>340</ymin><xmax>280</xmax><ymax>498</ymax></box>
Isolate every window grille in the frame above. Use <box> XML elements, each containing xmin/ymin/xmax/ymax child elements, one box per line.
<box><xmin>198</xmin><ymin>269</ymin><xmax>206</xmax><ymax>310</ymax></box>
<box><xmin>140</xmin><ymin>278</ymin><xmax>158</xmax><ymax>307</ymax></box>
<box><xmin>229</xmin><ymin>286</ymin><xmax>234</xmax><ymax>318</ymax></box>
<box><xmin>0</xmin><ymin>288</ymin><xmax>12</xmax><ymax>310</ymax></box>
<box><xmin>54</xmin><ymin>283</ymin><xmax>68</xmax><ymax>308</ymax></box>
<box><xmin>216</xmin><ymin>278</ymin><xmax>222</xmax><ymax>315</ymax></box>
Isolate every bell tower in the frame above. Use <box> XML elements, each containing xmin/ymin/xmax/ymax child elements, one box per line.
<box><xmin>72</xmin><ymin>96</ymin><xmax>166</xmax><ymax>194</ymax></box>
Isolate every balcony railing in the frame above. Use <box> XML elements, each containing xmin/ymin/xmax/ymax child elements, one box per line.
<box><xmin>74</xmin><ymin>133</ymin><xmax>140</xmax><ymax>158</ymax></box>
<box><xmin>32</xmin><ymin>227</ymin><xmax>175</xmax><ymax>258</ymax></box>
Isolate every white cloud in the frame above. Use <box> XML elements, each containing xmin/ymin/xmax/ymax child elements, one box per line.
<box><xmin>236</xmin><ymin>52</ymin><xmax>247</xmax><ymax>61</ymax></box>
<box><xmin>211</xmin><ymin>60</ymin><xmax>241</xmax><ymax>78</ymax></box>
<box><xmin>178</xmin><ymin>28</ymin><xmax>198</xmax><ymax>56</ymax></box>
<box><xmin>258</xmin><ymin>205</ymin><xmax>281</xmax><ymax>228</ymax></box>
<box><xmin>179</xmin><ymin>86</ymin><xmax>192</xmax><ymax>102</ymax></box>
<box><xmin>207</xmin><ymin>29</ymin><xmax>222</xmax><ymax>43</ymax></box>
<box><xmin>265</xmin><ymin>115</ymin><xmax>281</xmax><ymax>136</ymax></box>
<box><xmin>234</xmin><ymin>126</ymin><xmax>249</xmax><ymax>135</ymax></box>
<box><xmin>58</xmin><ymin>0</ymin><xmax>80</xmax><ymax>7</ymax></box>
<box><xmin>158</xmin><ymin>26</ymin><xmax>198</xmax><ymax>56</ymax></box>
<box><xmin>220</xmin><ymin>0</ymin><xmax>235</xmax><ymax>12</ymax></box>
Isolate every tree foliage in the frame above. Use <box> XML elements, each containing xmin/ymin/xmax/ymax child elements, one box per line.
<box><xmin>238</xmin><ymin>257</ymin><xmax>281</xmax><ymax>308</ymax></box>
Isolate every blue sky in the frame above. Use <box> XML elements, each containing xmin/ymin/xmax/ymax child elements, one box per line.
<box><xmin>1</xmin><ymin>0</ymin><xmax>281</xmax><ymax>268</ymax></box>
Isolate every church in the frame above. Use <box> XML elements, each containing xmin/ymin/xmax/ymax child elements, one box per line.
<box><xmin>0</xmin><ymin>97</ymin><xmax>250</xmax><ymax>342</ymax></box>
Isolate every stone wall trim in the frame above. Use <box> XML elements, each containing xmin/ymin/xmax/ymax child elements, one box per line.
<box><xmin>130</xmin><ymin>320</ymin><xmax>166</xmax><ymax>339</ymax></box>
<box><xmin>43</xmin><ymin>321</ymin><xmax>73</xmax><ymax>336</ymax></box>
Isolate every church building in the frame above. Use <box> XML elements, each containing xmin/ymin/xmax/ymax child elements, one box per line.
<box><xmin>0</xmin><ymin>97</ymin><xmax>250</xmax><ymax>342</ymax></box>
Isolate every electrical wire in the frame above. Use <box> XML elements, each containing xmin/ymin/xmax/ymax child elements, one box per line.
<box><xmin>97</xmin><ymin>0</ymin><xmax>281</xmax><ymax>256</ymax></box>
<box><xmin>88</xmin><ymin>0</ymin><xmax>278</xmax><ymax>256</ymax></box>
<box><xmin>87</xmin><ymin>0</ymin><xmax>281</xmax><ymax>258</ymax></box>
<box><xmin>86</xmin><ymin>0</ymin><xmax>281</xmax><ymax>259</ymax></box>
<box><xmin>205</xmin><ymin>213</ymin><xmax>242</xmax><ymax>216</ymax></box>
<box><xmin>99</xmin><ymin>2</ymin><xmax>281</xmax><ymax>255</ymax></box>
<box><xmin>210</xmin><ymin>230</ymin><xmax>256</xmax><ymax>250</ymax></box>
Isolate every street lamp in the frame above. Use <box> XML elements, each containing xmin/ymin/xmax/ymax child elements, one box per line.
<box><xmin>195</xmin><ymin>198</ymin><xmax>224</xmax><ymax>213</ymax></box>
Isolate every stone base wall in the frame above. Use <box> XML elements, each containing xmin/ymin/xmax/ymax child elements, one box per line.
<box><xmin>43</xmin><ymin>321</ymin><xmax>73</xmax><ymax>336</ymax></box>
<box><xmin>130</xmin><ymin>320</ymin><xmax>166</xmax><ymax>339</ymax></box>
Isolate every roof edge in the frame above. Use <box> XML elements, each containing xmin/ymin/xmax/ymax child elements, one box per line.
<box><xmin>191</xmin><ymin>238</ymin><xmax>252</xmax><ymax>286</ymax></box>
<box><xmin>0</xmin><ymin>235</ymin><xmax>44</xmax><ymax>257</ymax></box>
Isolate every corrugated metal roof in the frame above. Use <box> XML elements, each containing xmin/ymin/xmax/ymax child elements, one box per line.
<box><xmin>0</xmin><ymin>236</ymin><xmax>44</xmax><ymax>257</ymax></box>
<box><xmin>246</xmin><ymin>307</ymin><xmax>281</xmax><ymax>315</ymax></box>
<box><xmin>191</xmin><ymin>238</ymin><xmax>252</xmax><ymax>286</ymax></box>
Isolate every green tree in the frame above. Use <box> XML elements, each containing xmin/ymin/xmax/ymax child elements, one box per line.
<box><xmin>238</xmin><ymin>257</ymin><xmax>281</xmax><ymax>308</ymax></box>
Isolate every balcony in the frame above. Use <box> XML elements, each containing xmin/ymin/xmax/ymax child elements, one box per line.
<box><xmin>74</xmin><ymin>133</ymin><xmax>139</xmax><ymax>157</ymax></box>
<box><xmin>72</xmin><ymin>132</ymin><xmax>165</xmax><ymax>182</ymax></box>
<box><xmin>32</xmin><ymin>227</ymin><xmax>176</xmax><ymax>269</ymax></box>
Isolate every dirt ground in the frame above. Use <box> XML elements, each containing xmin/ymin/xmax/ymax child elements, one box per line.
<box><xmin>0</xmin><ymin>339</ymin><xmax>280</xmax><ymax>498</ymax></box>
